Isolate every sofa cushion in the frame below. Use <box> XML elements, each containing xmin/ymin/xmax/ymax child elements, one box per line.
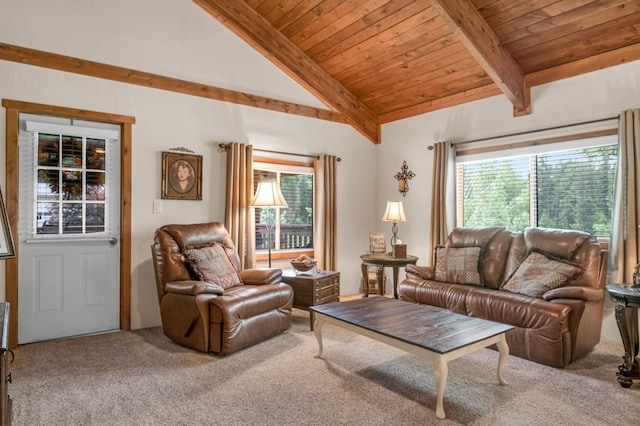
<box><xmin>183</xmin><ymin>243</ymin><xmax>242</xmax><ymax>289</ymax></box>
<box><xmin>448</xmin><ymin>226</ymin><xmax>504</xmax><ymax>249</ymax></box>
<box><xmin>524</xmin><ymin>227</ymin><xmax>590</xmax><ymax>260</ymax></box>
<box><xmin>502</xmin><ymin>251</ymin><xmax>582</xmax><ymax>298</ymax></box>
<box><xmin>434</xmin><ymin>246</ymin><xmax>481</xmax><ymax>285</ymax></box>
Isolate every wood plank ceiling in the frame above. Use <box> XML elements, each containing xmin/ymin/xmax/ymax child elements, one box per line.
<box><xmin>195</xmin><ymin>0</ymin><xmax>640</xmax><ymax>143</ymax></box>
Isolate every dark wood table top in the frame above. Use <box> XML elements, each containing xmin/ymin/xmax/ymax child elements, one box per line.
<box><xmin>311</xmin><ymin>297</ymin><xmax>512</xmax><ymax>354</ymax></box>
<box><xmin>606</xmin><ymin>283</ymin><xmax>640</xmax><ymax>307</ymax></box>
<box><xmin>360</xmin><ymin>253</ymin><xmax>418</xmax><ymax>266</ymax></box>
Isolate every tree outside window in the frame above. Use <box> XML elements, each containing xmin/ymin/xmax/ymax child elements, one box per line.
<box><xmin>457</xmin><ymin>144</ymin><xmax>617</xmax><ymax>238</ymax></box>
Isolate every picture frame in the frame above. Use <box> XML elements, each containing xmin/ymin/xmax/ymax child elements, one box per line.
<box><xmin>369</xmin><ymin>232</ymin><xmax>386</xmax><ymax>253</ymax></box>
<box><xmin>161</xmin><ymin>151</ymin><xmax>203</xmax><ymax>200</ymax></box>
<box><xmin>0</xmin><ymin>187</ymin><xmax>15</xmax><ymax>259</ymax></box>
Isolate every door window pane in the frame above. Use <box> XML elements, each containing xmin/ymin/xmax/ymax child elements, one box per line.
<box><xmin>37</xmin><ymin>202</ymin><xmax>59</xmax><ymax>234</ymax></box>
<box><xmin>86</xmin><ymin>172</ymin><xmax>105</xmax><ymax>201</ymax></box>
<box><xmin>37</xmin><ymin>170</ymin><xmax>60</xmax><ymax>200</ymax></box>
<box><xmin>37</xmin><ymin>133</ymin><xmax>60</xmax><ymax>166</ymax></box>
<box><xmin>62</xmin><ymin>203</ymin><xmax>83</xmax><ymax>234</ymax></box>
<box><xmin>86</xmin><ymin>203</ymin><xmax>105</xmax><ymax>233</ymax></box>
<box><xmin>61</xmin><ymin>135</ymin><xmax>83</xmax><ymax>168</ymax></box>
<box><xmin>86</xmin><ymin>138</ymin><xmax>106</xmax><ymax>170</ymax></box>
<box><xmin>62</xmin><ymin>170</ymin><xmax>83</xmax><ymax>200</ymax></box>
<box><xmin>35</xmin><ymin>133</ymin><xmax>109</xmax><ymax>235</ymax></box>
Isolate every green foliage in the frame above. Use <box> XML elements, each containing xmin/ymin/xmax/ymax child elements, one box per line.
<box><xmin>463</xmin><ymin>159</ymin><xmax>530</xmax><ymax>232</ymax></box>
<box><xmin>256</xmin><ymin>173</ymin><xmax>313</xmax><ymax>226</ymax></box>
<box><xmin>461</xmin><ymin>145</ymin><xmax>617</xmax><ymax>237</ymax></box>
<box><xmin>279</xmin><ymin>173</ymin><xmax>313</xmax><ymax>225</ymax></box>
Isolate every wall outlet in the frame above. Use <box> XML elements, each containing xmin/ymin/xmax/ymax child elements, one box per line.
<box><xmin>153</xmin><ymin>199</ymin><xmax>162</xmax><ymax>214</ymax></box>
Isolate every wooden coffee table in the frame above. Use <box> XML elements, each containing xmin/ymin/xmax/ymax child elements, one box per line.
<box><xmin>311</xmin><ymin>297</ymin><xmax>513</xmax><ymax>420</ymax></box>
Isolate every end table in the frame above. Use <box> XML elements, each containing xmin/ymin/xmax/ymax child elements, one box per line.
<box><xmin>281</xmin><ymin>269</ymin><xmax>340</xmax><ymax>330</ymax></box>
<box><xmin>360</xmin><ymin>253</ymin><xmax>418</xmax><ymax>299</ymax></box>
<box><xmin>606</xmin><ymin>283</ymin><xmax>640</xmax><ymax>388</ymax></box>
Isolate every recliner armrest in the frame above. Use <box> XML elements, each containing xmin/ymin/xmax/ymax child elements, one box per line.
<box><xmin>240</xmin><ymin>268</ymin><xmax>283</xmax><ymax>285</ymax></box>
<box><xmin>542</xmin><ymin>286</ymin><xmax>604</xmax><ymax>302</ymax></box>
<box><xmin>165</xmin><ymin>280</ymin><xmax>224</xmax><ymax>296</ymax></box>
<box><xmin>406</xmin><ymin>264</ymin><xmax>433</xmax><ymax>281</ymax></box>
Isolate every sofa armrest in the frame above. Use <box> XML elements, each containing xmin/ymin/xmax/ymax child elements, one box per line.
<box><xmin>240</xmin><ymin>268</ymin><xmax>283</xmax><ymax>285</ymax></box>
<box><xmin>542</xmin><ymin>286</ymin><xmax>604</xmax><ymax>302</ymax></box>
<box><xmin>406</xmin><ymin>264</ymin><xmax>433</xmax><ymax>281</ymax></box>
<box><xmin>165</xmin><ymin>280</ymin><xmax>224</xmax><ymax>296</ymax></box>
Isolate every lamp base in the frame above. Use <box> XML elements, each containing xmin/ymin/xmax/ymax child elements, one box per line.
<box><xmin>390</xmin><ymin>222</ymin><xmax>399</xmax><ymax>246</ymax></box>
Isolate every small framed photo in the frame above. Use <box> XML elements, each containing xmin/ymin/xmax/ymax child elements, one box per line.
<box><xmin>161</xmin><ymin>151</ymin><xmax>202</xmax><ymax>200</ymax></box>
<box><xmin>369</xmin><ymin>233</ymin><xmax>386</xmax><ymax>253</ymax></box>
<box><xmin>0</xmin><ymin>188</ymin><xmax>15</xmax><ymax>259</ymax></box>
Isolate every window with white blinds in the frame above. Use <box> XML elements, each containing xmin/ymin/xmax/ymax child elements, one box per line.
<box><xmin>456</xmin><ymin>137</ymin><xmax>617</xmax><ymax>238</ymax></box>
<box><xmin>18</xmin><ymin>114</ymin><xmax>120</xmax><ymax>238</ymax></box>
<box><xmin>253</xmin><ymin>161</ymin><xmax>314</xmax><ymax>255</ymax></box>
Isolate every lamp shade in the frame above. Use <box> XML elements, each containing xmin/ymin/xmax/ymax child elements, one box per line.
<box><xmin>251</xmin><ymin>180</ymin><xmax>288</xmax><ymax>208</ymax></box>
<box><xmin>381</xmin><ymin>201</ymin><xmax>406</xmax><ymax>223</ymax></box>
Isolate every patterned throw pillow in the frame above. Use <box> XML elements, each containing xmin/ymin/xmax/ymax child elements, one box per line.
<box><xmin>502</xmin><ymin>251</ymin><xmax>582</xmax><ymax>298</ymax></box>
<box><xmin>183</xmin><ymin>244</ymin><xmax>242</xmax><ymax>289</ymax></box>
<box><xmin>434</xmin><ymin>246</ymin><xmax>481</xmax><ymax>285</ymax></box>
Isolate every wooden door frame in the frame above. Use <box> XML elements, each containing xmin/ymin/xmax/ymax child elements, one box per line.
<box><xmin>2</xmin><ymin>99</ymin><xmax>134</xmax><ymax>349</ymax></box>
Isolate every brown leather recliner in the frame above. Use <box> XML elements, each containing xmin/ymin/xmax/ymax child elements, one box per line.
<box><xmin>151</xmin><ymin>222</ymin><xmax>293</xmax><ymax>355</ymax></box>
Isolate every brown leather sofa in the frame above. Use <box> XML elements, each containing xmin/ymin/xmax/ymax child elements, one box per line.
<box><xmin>151</xmin><ymin>222</ymin><xmax>293</xmax><ymax>355</ymax></box>
<box><xmin>399</xmin><ymin>227</ymin><xmax>607</xmax><ymax>368</ymax></box>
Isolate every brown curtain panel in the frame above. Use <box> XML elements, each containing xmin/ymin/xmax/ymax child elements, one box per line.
<box><xmin>224</xmin><ymin>143</ymin><xmax>255</xmax><ymax>269</ymax></box>
<box><xmin>610</xmin><ymin>109</ymin><xmax>640</xmax><ymax>283</ymax></box>
<box><xmin>427</xmin><ymin>141</ymin><xmax>456</xmax><ymax>265</ymax></box>
<box><xmin>314</xmin><ymin>155</ymin><xmax>338</xmax><ymax>271</ymax></box>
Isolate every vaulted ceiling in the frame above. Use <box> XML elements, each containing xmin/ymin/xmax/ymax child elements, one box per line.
<box><xmin>194</xmin><ymin>0</ymin><xmax>640</xmax><ymax>143</ymax></box>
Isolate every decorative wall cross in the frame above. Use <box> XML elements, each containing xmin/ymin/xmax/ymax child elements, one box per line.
<box><xmin>394</xmin><ymin>161</ymin><xmax>415</xmax><ymax>197</ymax></box>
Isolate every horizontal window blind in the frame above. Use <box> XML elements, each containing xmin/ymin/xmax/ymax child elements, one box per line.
<box><xmin>457</xmin><ymin>141</ymin><xmax>617</xmax><ymax>238</ymax></box>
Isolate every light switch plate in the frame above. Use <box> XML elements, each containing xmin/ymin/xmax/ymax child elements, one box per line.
<box><xmin>153</xmin><ymin>199</ymin><xmax>162</xmax><ymax>214</ymax></box>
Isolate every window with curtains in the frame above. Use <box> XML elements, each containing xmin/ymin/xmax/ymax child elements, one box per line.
<box><xmin>456</xmin><ymin>136</ymin><xmax>617</xmax><ymax>238</ymax></box>
<box><xmin>253</xmin><ymin>160</ymin><xmax>315</xmax><ymax>261</ymax></box>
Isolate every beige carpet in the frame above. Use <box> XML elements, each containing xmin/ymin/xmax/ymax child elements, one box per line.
<box><xmin>8</xmin><ymin>310</ymin><xmax>640</xmax><ymax>425</ymax></box>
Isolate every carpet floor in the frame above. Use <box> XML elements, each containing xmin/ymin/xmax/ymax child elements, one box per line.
<box><xmin>8</xmin><ymin>309</ymin><xmax>640</xmax><ymax>425</ymax></box>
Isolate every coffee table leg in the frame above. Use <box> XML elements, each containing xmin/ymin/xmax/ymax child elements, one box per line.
<box><xmin>313</xmin><ymin>315</ymin><xmax>325</xmax><ymax>358</ymax></box>
<box><xmin>433</xmin><ymin>357</ymin><xmax>448</xmax><ymax>420</ymax></box>
<box><xmin>496</xmin><ymin>335</ymin><xmax>510</xmax><ymax>385</ymax></box>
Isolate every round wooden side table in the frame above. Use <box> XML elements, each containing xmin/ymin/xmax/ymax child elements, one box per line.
<box><xmin>606</xmin><ymin>283</ymin><xmax>640</xmax><ymax>388</ymax></box>
<box><xmin>360</xmin><ymin>253</ymin><xmax>418</xmax><ymax>299</ymax></box>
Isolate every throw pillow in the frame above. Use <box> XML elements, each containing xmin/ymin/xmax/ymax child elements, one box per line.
<box><xmin>183</xmin><ymin>244</ymin><xmax>242</xmax><ymax>289</ymax></box>
<box><xmin>434</xmin><ymin>246</ymin><xmax>481</xmax><ymax>285</ymax></box>
<box><xmin>502</xmin><ymin>251</ymin><xmax>582</xmax><ymax>298</ymax></box>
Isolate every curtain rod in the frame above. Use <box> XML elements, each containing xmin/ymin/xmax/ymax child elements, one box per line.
<box><xmin>219</xmin><ymin>143</ymin><xmax>341</xmax><ymax>162</ymax></box>
<box><xmin>454</xmin><ymin>116</ymin><xmax>619</xmax><ymax>146</ymax></box>
<box><xmin>427</xmin><ymin>116</ymin><xmax>619</xmax><ymax>150</ymax></box>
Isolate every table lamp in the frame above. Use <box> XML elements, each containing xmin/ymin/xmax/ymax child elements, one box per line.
<box><xmin>251</xmin><ymin>179</ymin><xmax>288</xmax><ymax>267</ymax></box>
<box><xmin>381</xmin><ymin>200</ymin><xmax>406</xmax><ymax>246</ymax></box>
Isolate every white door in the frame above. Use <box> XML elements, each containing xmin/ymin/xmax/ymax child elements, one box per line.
<box><xmin>17</xmin><ymin>115</ymin><xmax>120</xmax><ymax>344</ymax></box>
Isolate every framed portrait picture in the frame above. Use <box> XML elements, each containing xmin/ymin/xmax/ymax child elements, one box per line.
<box><xmin>161</xmin><ymin>151</ymin><xmax>203</xmax><ymax>200</ymax></box>
<box><xmin>0</xmin><ymin>188</ymin><xmax>15</xmax><ymax>259</ymax></box>
<box><xmin>369</xmin><ymin>233</ymin><xmax>386</xmax><ymax>254</ymax></box>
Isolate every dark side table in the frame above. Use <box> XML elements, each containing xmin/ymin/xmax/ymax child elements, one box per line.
<box><xmin>606</xmin><ymin>283</ymin><xmax>640</xmax><ymax>388</ymax></box>
<box><xmin>360</xmin><ymin>253</ymin><xmax>418</xmax><ymax>299</ymax></box>
<box><xmin>281</xmin><ymin>269</ymin><xmax>340</xmax><ymax>330</ymax></box>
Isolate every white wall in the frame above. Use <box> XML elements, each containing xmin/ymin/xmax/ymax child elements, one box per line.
<box><xmin>0</xmin><ymin>0</ymin><xmax>378</xmax><ymax>330</ymax></box>
<box><xmin>380</xmin><ymin>59</ymin><xmax>640</xmax><ymax>343</ymax></box>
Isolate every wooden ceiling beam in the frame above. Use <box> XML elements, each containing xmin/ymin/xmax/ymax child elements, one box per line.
<box><xmin>0</xmin><ymin>42</ymin><xmax>346</xmax><ymax>125</ymax></box>
<box><xmin>193</xmin><ymin>0</ymin><xmax>380</xmax><ymax>143</ymax></box>
<box><xmin>427</xmin><ymin>0</ymin><xmax>530</xmax><ymax>115</ymax></box>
